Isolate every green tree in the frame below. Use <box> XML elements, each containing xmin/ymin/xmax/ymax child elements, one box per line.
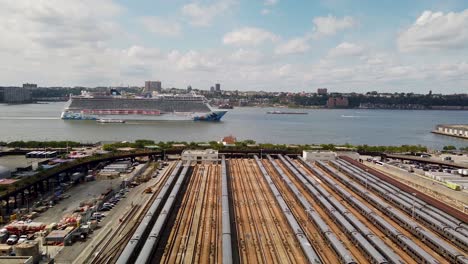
<box><xmin>443</xmin><ymin>145</ymin><xmax>456</xmax><ymax>151</ymax></box>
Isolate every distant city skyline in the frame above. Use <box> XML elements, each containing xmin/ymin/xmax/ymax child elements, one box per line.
<box><xmin>0</xmin><ymin>1</ymin><xmax>467</xmax><ymax>93</ymax></box>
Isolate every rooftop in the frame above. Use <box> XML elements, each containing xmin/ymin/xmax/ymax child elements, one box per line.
<box><xmin>182</xmin><ymin>149</ymin><xmax>218</xmax><ymax>155</ymax></box>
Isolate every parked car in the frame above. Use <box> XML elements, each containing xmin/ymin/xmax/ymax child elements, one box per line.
<box><xmin>6</xmin><ymin>235</ymin><xmax>18</xmax><ymax>245</ymax></box>
<box><xmin>109</xmin><ymin>198</ymin><xmax>119</xmax><ymax>204</ymax></box>
<box><xmin>99</xmin><ymin>206</ymin><xmax>111</xmax><ymax>212</ymax></box>
<box><xmin>93</xmin><ymin>213</ymin><xmax>105</xmax><ymax>218</ymax></box>
<box><xmin>89</xmin><ymin>216</ymin><xmax>101</xmax><ymax>222</ymax></box>
<box><xmin>17</xmin><ymin>235</ymin><xmax>28</xmax><ymax>244</ymax></box>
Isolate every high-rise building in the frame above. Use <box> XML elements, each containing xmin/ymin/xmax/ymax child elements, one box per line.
<box><xmin>210</xmin><ymin>86</ymin><xmax>215</xmax><ymax>92</ymax></box>
<box><xmin>144</xmin><ymin>81</ymin><xmax>162</xmax><ymax>93</ymax></box>
<box><xmin>215</xmin><ymin>83</ymin><xmax>221</xmax><ymax>91</ymax></box>
<box><xmin>317</xmin><ymin>88</ymin><xmax>327</xmax><ymax>95</ymax></box>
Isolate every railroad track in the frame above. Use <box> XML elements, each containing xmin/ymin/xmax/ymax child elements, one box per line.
<box><xmin>88</xmin><ymin>162</ymin><xmax>177</xmax><ymax>264</ymax></box>
<box><xmin>291</xmin><ymin>159</ymin><xmax>415</xmax><ymax>263</ymax></box>
<box><xmin>91</xmin><ymin>158</ymin><xmax>467</xmax><ymax>264</ymax></box>
<box><xmin>89</xmin><ymin>204</ymin><xmax>140</xmax><ymax>264</ymax></box>
<box><xmin>310</xmin><ymin>159</ymin><xmax>461</xmax><ymax>263</ymax></box>
<box><xmin>245</xmin><ymin>158</ymin><xmax>307</xmax><ymax>263</ymax></box>
<box><xmin>261</xmin><ymin>158</ymin><xmax>341</xmax><ymax>263</ymax></box>
<box><xmin>271</xmin><ymin>157</ymin><xmax>370</xmax><ymax>263</ymax></box>
<box><xmin>158</xmin><ymin>164</ymin><xmax>221</xmax><ymax>263</ymax></box>
<box><xmin>313</xmin><ymin>161</ymin><xmax>444</xmax><ymax>262</ymax></box>
<box><xmin>230</xmin><ymin>158</ymin><xmax>308</xmax><ymax>263</ymax></box>
<box><xmin>324</xmin><ymin>159</ymin><xmax>468</xmax><ymax>263</ymax></box>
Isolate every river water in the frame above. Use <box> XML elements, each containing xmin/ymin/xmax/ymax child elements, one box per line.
<box><xmin>0</xmin><ymin>102</ymin><xmax>467</xmax><ymax>149</ymax></box>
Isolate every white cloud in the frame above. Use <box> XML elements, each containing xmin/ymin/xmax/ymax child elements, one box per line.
<box><xmin>124</xmin><ymin>45</ymin><xmax>161</xmax><ymax>59</ymax></box>
<box><xmin>0</xmin><ymin>0</ymin><xmax>131</xmax><ymax>85</ymax></box>
<box><xmin>274</xmin><ymin>64</ymin><xmax>292</xmax><ymax>77</ymax></box>
<box><xmin>261</xmin><ymin>0</ymin><xmax>277</xmax><ymax>15</ymax></box>
<box><xmin>0</xmin><ymin>0</ymin><xmax>466</xmax><ymax>93</ymax></box>
<box><xmin>229</xmin><ymin>49</ymin><xmax>263</xmax><ymax>64</ymax></box>
<box><xmin>181</xmin><ymin>0</ymin><xmax>235</xmax><ymax>27</ymax></box>
<box><xmin>167</xmin><ymin>50</ymin><xmax>219</xmax><ymax>71</ymax></box>
<box><xmin>264</xmin><ymin>0</ymin><xmax>278</xmax><ymax>6</ymax></box>
<box><xmin>0</xmin><ymin>0</ymin><xmax>122</xmax><ymax>50</ymax></box>
<box><xmin>312</xmin><ymin>15</ymin><xmax>356</xmax><ymax>37</ymax></box>
<box><xmin>398</xmin><ymin>9</ymin><xmax>468</xmax><ymax>52</ymax></box>
<box><xmin>139</xmin><ymin>16</ymin><xmax>181</xmax><ymax>37</ymax></box>
<box><xmin>223</xmin><ymin>27</ymin><xmax>279</xmax><ymax>46</ymax></box>
<box><xmin>328</xmin><ymin>42</ymin><xmax>364</xmax><ymax>57</ymax></box>
<box><xmin>261</xmin><ymin>9</ymin><xmax>271</xmax><ymax>15</ymax></box>
<box><xmin>275</xmin><ymin>37</ymin><xmax>310</xmax><ymax>55</ymax></box>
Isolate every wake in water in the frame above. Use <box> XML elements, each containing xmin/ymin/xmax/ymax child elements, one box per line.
<box><xmin>341</xmin><ymin>115</ymin><xmax>365</xmax><ymax>118</ymax></box>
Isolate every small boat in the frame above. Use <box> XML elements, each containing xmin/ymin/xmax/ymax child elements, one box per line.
<box><xmin>96</xmin><ymin>119</ymin><xmax>125</xmax><ymax>123</ymax></box>
<box><xmin>266</xmin><ymin>111</ymin><xmax>308</xmax><ymax>115</ymax></box>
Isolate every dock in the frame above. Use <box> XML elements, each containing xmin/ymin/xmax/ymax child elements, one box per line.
<box><xmin>432</xmin><ymin>124</ymin><xmax>468</xmax><ymax>139</ymax></box>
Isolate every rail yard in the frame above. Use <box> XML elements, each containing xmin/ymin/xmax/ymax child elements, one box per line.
<box><xmin>87</xmin><ymin>154</ymin><xmax>468</xmax><ymax>264</ymax></box>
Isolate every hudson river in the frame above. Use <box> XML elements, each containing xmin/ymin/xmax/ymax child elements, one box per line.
<box><xmin>0</xmin><ymin>102</ymin><xmax>467</xmax><ymax>149</ymax></box>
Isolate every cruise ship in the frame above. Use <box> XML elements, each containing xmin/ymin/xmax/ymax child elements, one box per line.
<box><xmin>61</xmin><ymin>91</ymin><xmax>227</xmax><ymax>121</ymax></box>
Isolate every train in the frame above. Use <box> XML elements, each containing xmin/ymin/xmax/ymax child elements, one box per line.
<box><xmin>135</xmin><ymin>165</ymin><xmax>190</xmax><ymax>263</ymax></box>
<box><xmin>332</xmin><ymin>159</ymin><xmax>468</xmax><ymax>252</ymax></box>
<box><xmin>281</xmin><ymin>155</ymin><xmax>405</xmax><ymax>264</ymax></box>
<box><xmin>277</xmin><ymin>155</ymin><xmax>392</xmax><ymax>264</ymax></box>
<box><xmin>316</xmin><ymin>159</ymin><xmax>468</xmax><ymax>264</ymax></box>
<box><xmin>116</xmin><ymin>161</ymin><xmax>183</xmax><ymax>264</ymax></box>
<box><xmin>254</xmin><ymin>156</ymin><xmax>322</xmax><ymax>264</ymax></box>
<box><xmin>265</xmin><ymin>155</ymin><xmax>356</xmax><ymax>264</ymax></box>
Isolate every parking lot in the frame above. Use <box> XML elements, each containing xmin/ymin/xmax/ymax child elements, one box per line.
<box><xmin>34</xmin><ymin>179</ymin><xmax>122</xmax><ymax>224</ymax></box>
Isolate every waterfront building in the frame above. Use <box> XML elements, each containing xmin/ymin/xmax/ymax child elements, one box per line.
<box><xmin>0</xmin><ymin>86</ymin><xmax>32</xmax><ymax>103</ymax></box>
<box><xmin>326</xmin><ymin>96</ymin><xmax>349</xmax><ymax>108</ymax></box>
<box><xmin>317</xmin><ymin>88</ymin><xmax>327</xmax><ymax>95</ymax></box>
<box><xmin>144</xmin><ymin>81</ymin><xmax>162</xmax><ymax>93</ymax></box>
<box><xmin>215</xmin><ymin>83</ymin><xmax>221</xmax><ymax>91</ymax></box>
<box><xmin>433</xmin><ymin>124</ymin><xmax>468</xmax><ymax>139</ymax></box>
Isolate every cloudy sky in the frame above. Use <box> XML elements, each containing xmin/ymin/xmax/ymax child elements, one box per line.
<box><xmin>0</xmin><ymin>0</ymin><xmax>467</xmax><ymax>93</ymax></box>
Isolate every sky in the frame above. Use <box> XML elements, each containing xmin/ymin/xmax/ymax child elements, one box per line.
<box><xmin>0</xmin><ymin>0</ymin><xmax>467</xmax><ymax>93</ymax></box>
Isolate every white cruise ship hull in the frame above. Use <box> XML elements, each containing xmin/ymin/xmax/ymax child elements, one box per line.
<box><xmin>61</xmin><ymin>111</ymin><xmax>227</xmax><ymax>121</ymax></box>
